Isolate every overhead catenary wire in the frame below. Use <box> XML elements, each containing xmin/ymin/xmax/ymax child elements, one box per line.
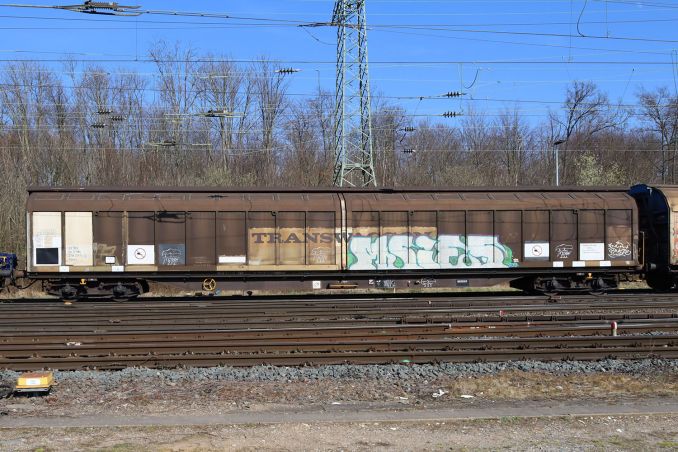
<box><xmin>1</xmin><ymin>11</ymin><xmax>678</xmax><ymax>28</ymax></box>
<box><xmin>0</xmin><ymin>57</ymin><xmax>673</xmax><ymax>65</ymax></box>
<box><xmin>9</xmin><ymin>3</ymin><xmax>674</xmax><ymax>45</ymax></box>
<box><xmin>0</xmin><ymin>2</ymin><xmax>674</xmax><ymax>137</ymax></box>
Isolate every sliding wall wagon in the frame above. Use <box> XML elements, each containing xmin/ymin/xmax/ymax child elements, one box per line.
<box><xmin>25</xmin><ymin>187</ymin><xmax>639</xmax><ymax>299</ymax></box>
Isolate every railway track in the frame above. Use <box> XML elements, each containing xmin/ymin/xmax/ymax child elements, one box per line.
<box><xmin>1</xmin><ymin>293</ymin><xmax>677</xmax><ymax>370</ymax></box>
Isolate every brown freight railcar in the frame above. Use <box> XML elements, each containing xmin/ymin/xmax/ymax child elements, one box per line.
<box><xmin>26</xmin><ymin>187</ymin><xmax>640</xmax><ymax>299</ymax></box>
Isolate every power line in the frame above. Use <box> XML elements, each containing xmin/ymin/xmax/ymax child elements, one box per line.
<box><xmin>1</xmin><ymin>12</ymin><xmax>677</xmax><ymax>28</ymax></box>
<box><xmin>0</xmin><ymin>58</ymin><xmax>673</xmax><ymax>65</ymax></box>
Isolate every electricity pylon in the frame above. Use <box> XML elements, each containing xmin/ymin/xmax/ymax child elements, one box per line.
<box><xmin>332</xmin><ymin>0</ymin><xmax>377</xmax><ymax>187</ymax></box>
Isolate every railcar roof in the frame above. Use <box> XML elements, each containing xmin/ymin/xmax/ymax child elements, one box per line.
<box><xmin>27</xmin><ymin>186</ymin><xmax>631</xmax><ymax>194</ymax></box>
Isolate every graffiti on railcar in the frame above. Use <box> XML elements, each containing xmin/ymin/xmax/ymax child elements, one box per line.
<box><xmin>375</xmin><ymin>279</ymin><xmax>396</xmax><ymax>289</ymax></box>
<box><xmin>555</xmin><ymin>244</ymin><xmax>574</xmax><ymax>260</ymax></box>
<box><xmin>346</xmin><ymin>234</ymin><xmax>517</xmax><ymax>270</ymax></box>
<box><xmin>159</xmin><ymin>244</ymin><xmax>185</xmax><ymax>266</ymax></box>
<box><xmin>608</xmin><ymin>240</ymin><xmax>632</xmax><ymax>259</ymax></box>
<box><xmin>419</xmin><ymin>278</ymin><xmax>436</xmax><ymax>288</ymax></box>
<box><xmin>245</xmin><ymin>230</ymin><xmax>517</xmax><ymax>269</ymax></box>
<box><xmin>310</xmin><ymin>247</ymin><xmax>331</xmax><ymax>264</ymax></box>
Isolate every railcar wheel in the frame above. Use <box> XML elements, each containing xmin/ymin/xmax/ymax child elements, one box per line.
<box><xmin>111</xmin><ymin>282</ymin><xmax>141</xmax><ymax>301</ymax></box>
<box><xmin>586</xmin><ymin>276</ymin><xmax>616</xmax><ymax>295</ymax></box>
<box><xmin>59</xmin><ymin>284</ymin><xmax>80</xmax><ymax>301</ymax></box>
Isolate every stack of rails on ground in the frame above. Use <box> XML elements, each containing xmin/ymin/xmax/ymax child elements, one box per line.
<box><xmin>3</xmin><ymin>183</ymin><xmax>678</xmax><ymax>300</ymax></box>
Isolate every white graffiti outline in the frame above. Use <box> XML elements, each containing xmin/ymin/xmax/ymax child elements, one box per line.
<box><xmin>161</xmin><ymin>248</ymin><xmax>183</xmax><ymax>266</ymax></box>
<box><xmin>419</xmin><ymin>278</ymin><xmax>436</xmax><ymax>288</ymax></box>
<box><xmin>555</xmin><ymin>243</ymin><xmax>574</xmax><ymax>260</ymax></box>
<box><xmin>310</xmin><ymin>247</ymin><xmax>330</xmax><ymax>264</ymax></box>
<box><xmin>608</xmin><ymin>240</ymin><xmax>631</xmax><ymax>259</ymax></box>
<box><xmin>347</xmin><ymin>234</ymin><xmax>516</xmax><ymax>270</ymax></box>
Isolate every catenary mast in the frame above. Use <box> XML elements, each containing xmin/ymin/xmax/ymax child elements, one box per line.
<box><xmin>332</xmin><ymin>0</ymin><xmax>377</xmax><ymax>187</ymax></box>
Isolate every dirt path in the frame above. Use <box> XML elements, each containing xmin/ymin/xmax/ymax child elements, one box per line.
<box><xmin>1</xmin><ymin>405</ymin><xmax>678</xmax><ymax>451</ymax></box>
<box><xmin>1</xmin><ymin>365</ymin><xmax>677</xmax><ymax>450</ymax></box>
<box><xmin>3</xmin><ymin>397</ymin><xmax>678</xmax><ymax>428</ymax></box>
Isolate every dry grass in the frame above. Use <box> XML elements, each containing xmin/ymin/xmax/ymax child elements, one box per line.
<box><xmin>440</xmin><ymin>371</ymin><xmax>678</xmax><ymax>401</ymax></box>
<box><xmin>618</xmin><ymin>281</ymin><xmax>651</xmax><ymax>290</ymax></box>
<box><xmin>0</xmin><ymin>285</ymin><xmax>53</xmax><ymax>299</ymax></box>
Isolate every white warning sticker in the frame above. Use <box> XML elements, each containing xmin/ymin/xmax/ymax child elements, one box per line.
<box><xmin>218</xmin><ymin>255</ymin><xmax>247</xmax><ymax>264</ymax></box>
<box><xmin>524</xmin><ymin>242</ymin><xmax>550</xmax><ymax>260</ymax></box>
<box><xmin>127</xmin><ymin>245</ymin><xmax>155</xmax><ymax>265</ymax></box>
<box><xmin>580</xmin><ymin>243</ymin><xmax>605</xmax><ymax>261</ymax></box>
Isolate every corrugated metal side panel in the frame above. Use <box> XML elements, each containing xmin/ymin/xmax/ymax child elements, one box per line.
<box><xmin>248</xmin><ymin>212</ymin><xmax>276</xmax><ymax>265</ymax></box>
<box><xmin>187</xmin><ymin>212</ymin><xmax>216</xmax><ymax>266</ymax></box>
<box><xmin>32</xmin><ymin>212</ymin><xmax>62</xmax><ymax>267</ymax></box>
<box><xmin>551</xmin><ymin>210</ymin><xmax>577</xmax><ymax>263</ymax></box>
<box><xmin>94</xmin><ymin>212</ymin><xmax>123</xmax><ymax>266</ymax></box>
<box><xmin>155</xmin><ymin>212</ymin><xmax>186</xmax><ymax>267</ymax></box>
<box><xmin>217</xmin><ymin>212</ymin><xmax>247</xmax><ymax>263</ymax></box>
<box><xmin>278</xmin><ymin>212</ymin><xmax>305</xmax><ymax>265</ymax></box>
<box><xmin>307</xmin><ymin>212</ymin><xmax>336</xmax><ymax>266</ymax></box>
<box><xmin>127</xmin><ymin>212</ymin><xmax>155</xmax><ymax>265</ymax></box>
<box><xmin>64</xmin><ymin>212</ymin><xmax>93</xmax><ymax>266</ymax></box>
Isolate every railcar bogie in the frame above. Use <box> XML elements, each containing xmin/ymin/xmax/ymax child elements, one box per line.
<box><xmin>511</xmin><ymin>273</ymin><xmax>619</xmax><ymax>294</ymax></box>
<box><xmin>44</xmin><ymin>278</ymin><xmax>146</xmax><ymax>301</ymax></box>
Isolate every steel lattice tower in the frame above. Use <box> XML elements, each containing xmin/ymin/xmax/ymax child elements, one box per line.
<box><xmin>333</xmin><ymin>0</ymin><xmax>377</xmax><ymax>187</ymax></box>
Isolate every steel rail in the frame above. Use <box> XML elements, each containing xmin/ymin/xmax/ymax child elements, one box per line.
<box><xmin>0</xmin><ymin>314</ymin><xmax>676</xmax><ymax>335</ymax></box>
<box><xmin>1</xmin><ymin>332</ymin><xmax>677</xmax><ymax>355</ymax></box>
<box><xmin>1</xmin><ymin>299</ymin><xmax>677</xmax><ymax>323</ymax></box>
<box><xmin>3</xmin><ymin>343</ymin><xmax>677</xmax><ymax>370</ymax></box>
<box><xmin>2</xmin><ymin>290</ymin><xmax>678</xmax><ymax>308</ymax></box>
<box><xmin>0</xmin><ymin>294</ymin><xmax>676</xmax><ymax>371</ymax></box>
<box><xmin>1</xmin><ymin>302</ymin><xmax>678</xmax><ymax>318</ymax></box>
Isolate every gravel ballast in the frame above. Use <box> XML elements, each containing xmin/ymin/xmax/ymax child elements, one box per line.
<box><xmin>2</xmin><ymin>358</ymin><xmax>677</xmax><ymax>385</ymax></box>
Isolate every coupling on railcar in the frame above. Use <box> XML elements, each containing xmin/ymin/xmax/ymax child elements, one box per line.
<box><xmin>0</xmin><ymin>253</ymin><xmax>17</xmax><ymax>291</ymax></box>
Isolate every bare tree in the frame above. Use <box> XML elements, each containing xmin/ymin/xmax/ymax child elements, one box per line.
<box><xmin>637</xmin><ymin>86</ymin><xmax>678</xmax><ymax>182</ymax></box>
<box><xmin>195</xmin><ymin>57</ymin><xmax>252</xmax><ymax>168</ymax></box>
<box><xmin>250</xmin><ymin>60</ymin><xmax>289</xmax><ymax>185</ymax></box>
<box><xmin>371</xmin><ymin>101</ymin><xmax>407</xmax><ymax>187</ymax></box>
<box><xmin>491</xmin><ymin>108</ymin><xmax>533</xmax><ymax>186</ymax></box>
<box><xmin>281</xmin><ymin>100</ymin><xmax>330</xmax><ymax>186</ymax></box>
<box><xmin>460</xmin><ymin>107</ymin><xmax>495</xmax><ymax>185</ymax></box>
<box><xmin>149</xmin><ymin>40</ymin><xmax>201</xmax><ymax>185</ymax></box>
<box><xmin>549</xmin><ymin>81</ymin><xmax>628</xmax><ymax>184</ymax></box>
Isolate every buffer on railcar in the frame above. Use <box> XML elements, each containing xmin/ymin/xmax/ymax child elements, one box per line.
<box><xmin>0</xmin><ymin>252</ymin><xmax>17</xmax><ymax>291</ymax></box>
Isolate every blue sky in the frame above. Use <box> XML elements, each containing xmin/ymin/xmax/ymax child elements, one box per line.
<box><xmin>0</xmin><ymin>0</ymin><xmax>676</xmax><ymax>124</ymax></box>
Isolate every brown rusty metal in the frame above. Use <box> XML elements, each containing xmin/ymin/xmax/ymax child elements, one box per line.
<box><xmin>0</xmin><ymin>295</ymin><xmax>676</xmax><ymax>370</ymax></box>
<box><xmin>26</xmin><ymin>189</ymin><xmax>638</xmax><ymax>273</ymax></box>
<box><xmin>2</xmin><ymin>342</ymin><xmax>678</xmax><ymax>371</ymax></box>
